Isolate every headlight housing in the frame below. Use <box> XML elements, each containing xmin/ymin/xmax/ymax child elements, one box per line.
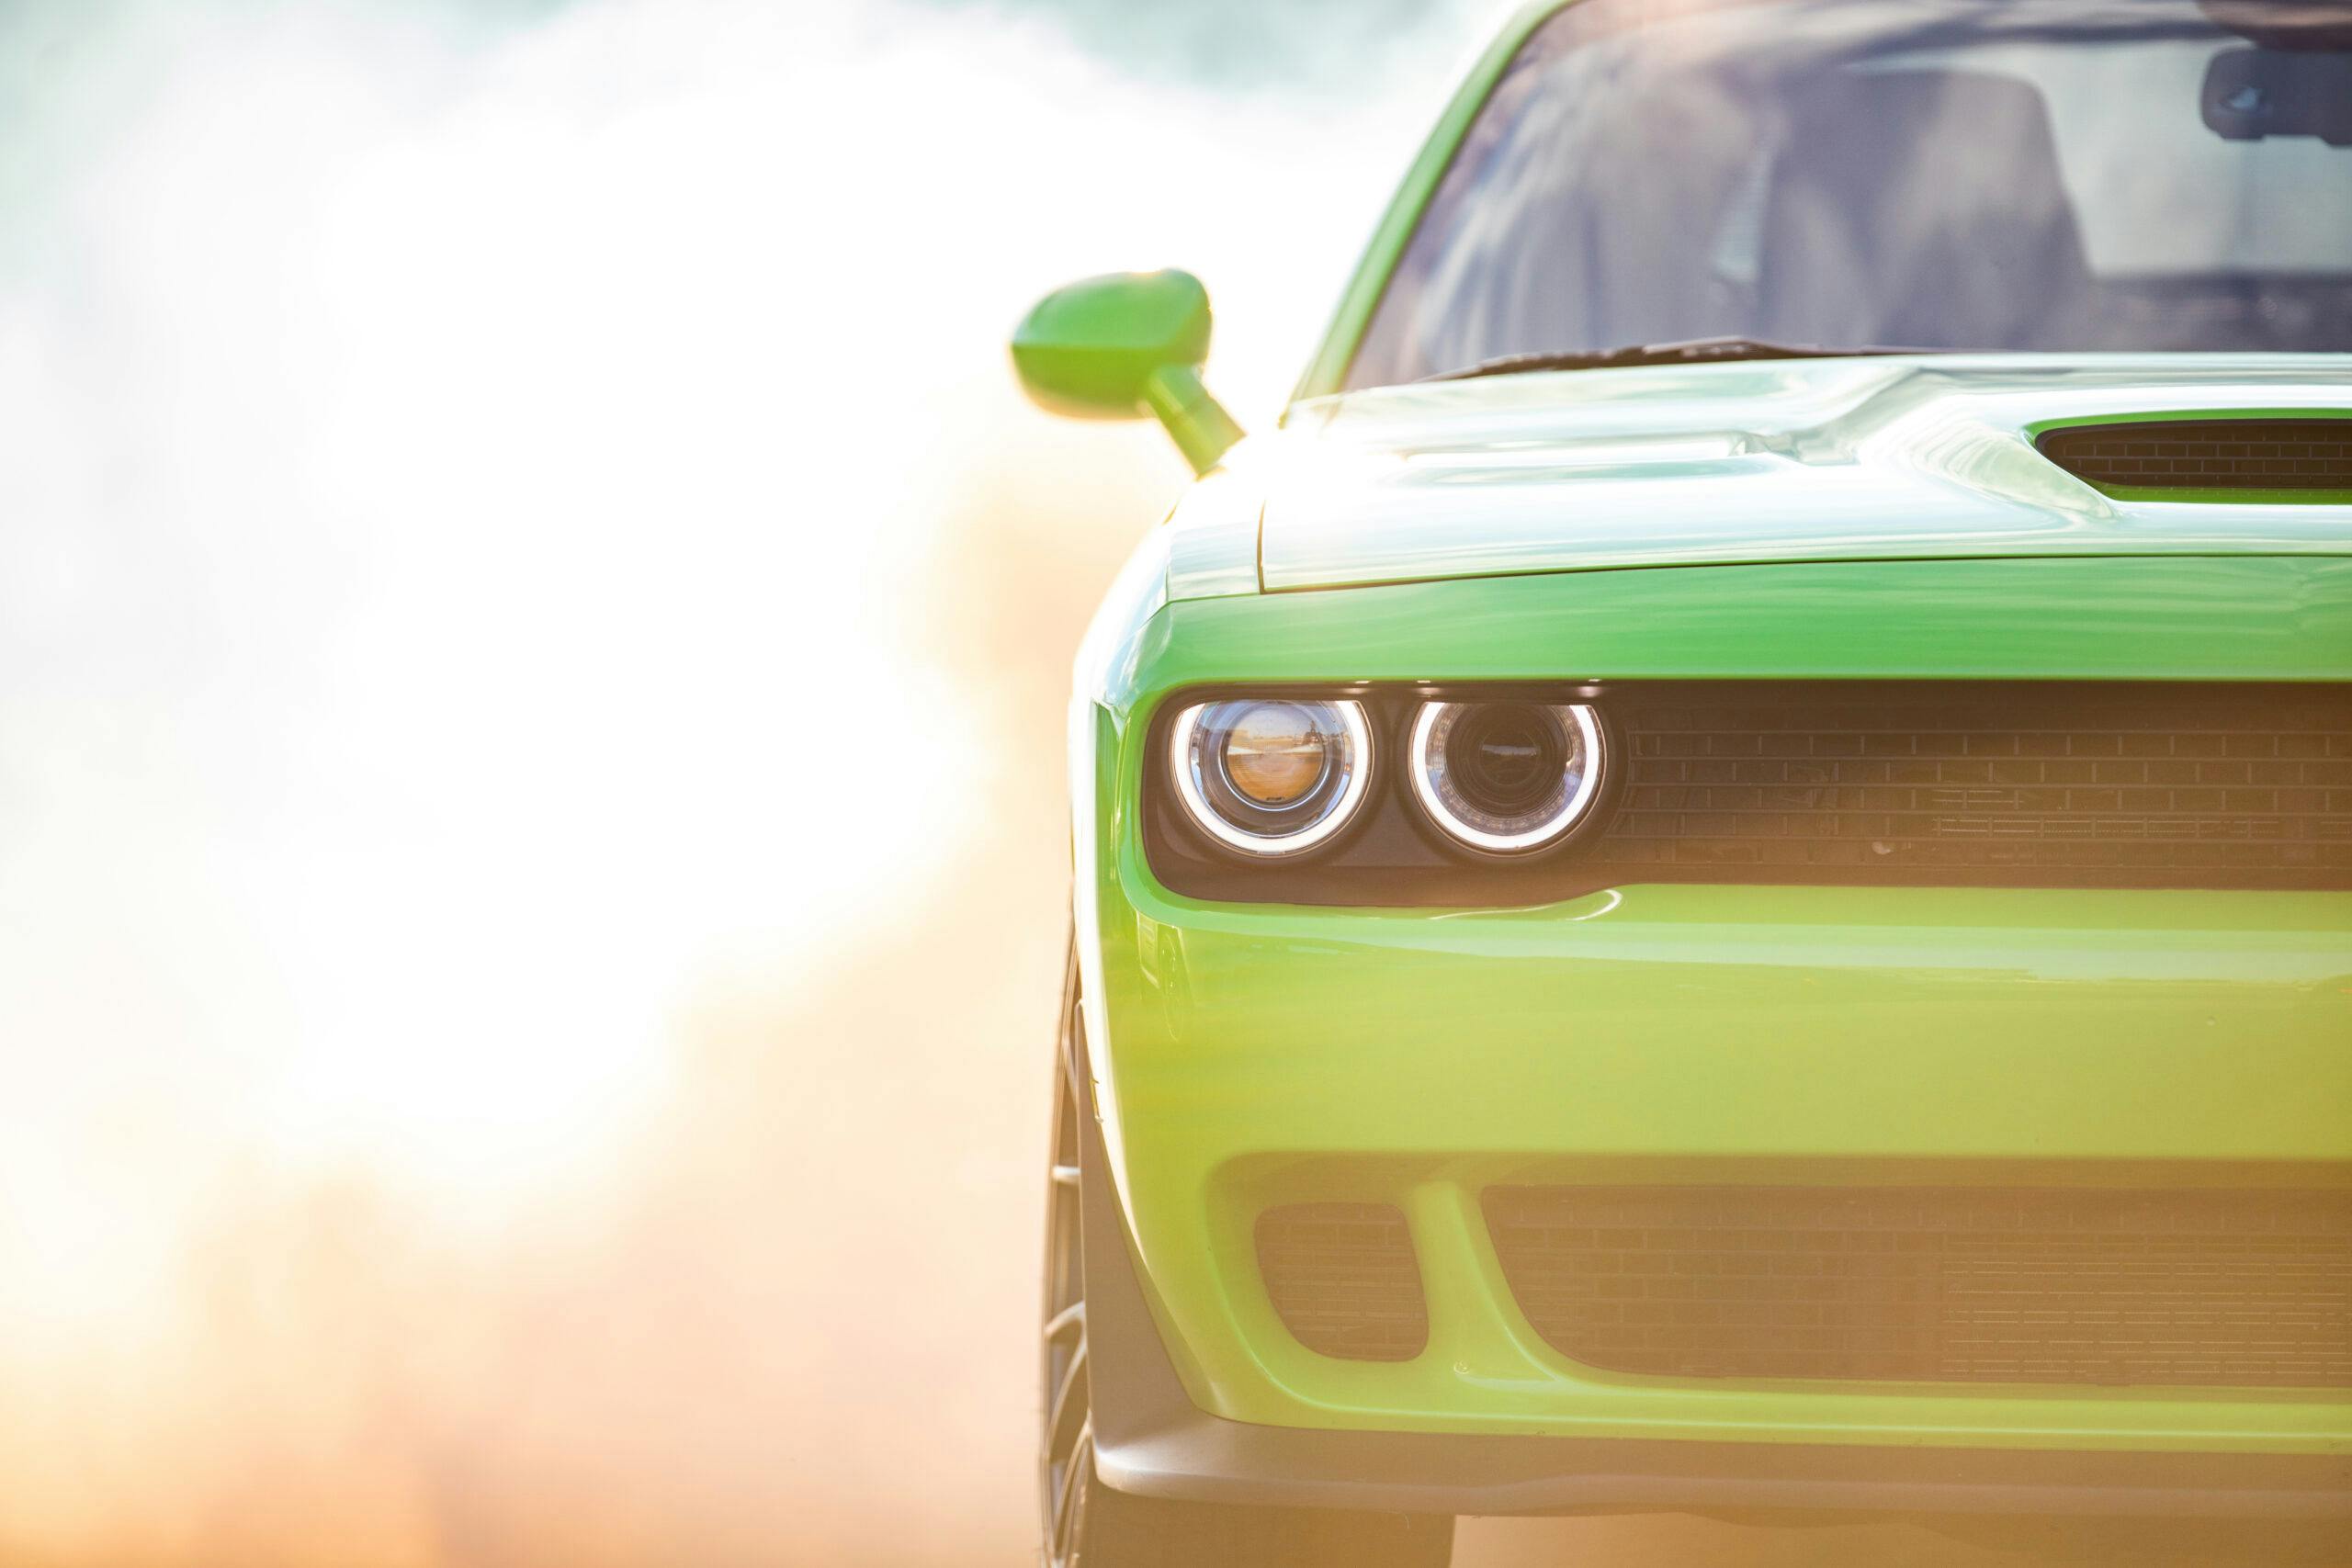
<box><xmin>1168</xmin><ymin>697</ymin><xmax>1374</xmax><ymax>857</ymax></box>
<box><xmin>1408</xmin><ymin>699</ymin><xmax>1605</xmax><ymax>855</ymax></box>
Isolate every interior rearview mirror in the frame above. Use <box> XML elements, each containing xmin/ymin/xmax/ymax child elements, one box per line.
<box><xmin>2201</xmin><ymin>46</ymin><xmax>2352</xmax><ymax>146</ymax></box>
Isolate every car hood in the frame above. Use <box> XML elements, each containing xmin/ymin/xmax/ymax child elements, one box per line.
<box><xmin>1259</xmin><ymin>354</ymin><xmax>2351</xmax><ymax>592</ymax></box>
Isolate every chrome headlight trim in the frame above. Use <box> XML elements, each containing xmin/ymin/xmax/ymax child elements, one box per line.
<box><xmin>1408</xmin><ymin>699</ymin><xmax>1605</xmax><ymax>855</ymax></box>
<box><xmin>1168</xmin><ymin>697</ymin><xmax>1375</xmax><ymax>858</ymax></box>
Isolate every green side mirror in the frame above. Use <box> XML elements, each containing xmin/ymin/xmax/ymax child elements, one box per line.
<box><xmin>1012</xmin><ymin>269</ymin><xmax>1243</xmax><ymax>475</ymax></box>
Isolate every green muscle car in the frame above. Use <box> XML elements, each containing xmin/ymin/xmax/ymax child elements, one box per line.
<box><xmin>1014</xmin><ymin>2</ymin><xmax>2352</xmax><ymax>1562</ymax></box>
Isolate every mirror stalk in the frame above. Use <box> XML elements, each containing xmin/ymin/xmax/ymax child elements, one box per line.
<box><xmin>1142</xmin><ymin>365</ymin><xmax>1245</xmax><ymax>475</ymax></box>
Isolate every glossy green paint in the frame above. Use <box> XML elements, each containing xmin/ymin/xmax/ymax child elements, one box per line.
<box><xmin>1034</xmin><ymin>0</ymin><xmax>2352</xmax><ymax>1464</ymax></box>
<box><xmin>1066</xmin><ymin>554</ymin><xmax>2352</xmax><ymax>1448</ymax></box>
<box><xmin>1093</xmin><ymin>883</ymin><xmax>2351</xmax><ymax>1446</ymax></box>
<box><xmin>1051</xmin><ymin>344</ymin><xmax>2352</xmax><ymax>1456</ymax></box>
<box><xmin>1265</xmin><ymin>356</ymin><xmax>2352</xmax><ymax>591</ymax></box>
<box><xmin>1125</xmin><ymin>555</ymin><xmax>2352</xmax><ymax>685</ymax></box>
<box><xmin>1013</xmin><ymin>269</ymin><xmax>1211</xmax><ymax>416</ymax></box>
<box><xmin>1012</xmin><ymin>268</ymin><xmax>1243</xmax><ymax>473</ymax></box>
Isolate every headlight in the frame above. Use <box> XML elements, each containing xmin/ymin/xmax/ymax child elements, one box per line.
<box><xmin>1168</xmin><ymin>697</ymin><xmax>1374</xmax><ymax>857</ymax></box>
<box><xmin>1408</xmin><ymin>699</ymin><xmax>1604</xmax><ymax>854</ymax></box>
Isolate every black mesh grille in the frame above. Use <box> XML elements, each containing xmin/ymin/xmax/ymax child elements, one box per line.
<box><xmin>1256</xmin><ymin>1203</ymin><xmax>1428</xmax><ymax>1361</ymax></box>
<box><xmin>1487</xmin><ymin>1185</ymin><xmax>2352</xmax><ymax>1387</ymax></box>
<box><xmin>1593</xmin><ymin>688</ymin><xmax>2352</xmax><ymax>887</ymax></box>
<box><xmin>2037</xmin><ymin>419</ymin><xmax>2352</xmax><ymax>493</ymax></box>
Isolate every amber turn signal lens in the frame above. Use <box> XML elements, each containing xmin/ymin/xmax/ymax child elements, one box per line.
<box><xmin>1221</xmin><ymin>703</ymin><xmax>1329</xmax><ymax>806</ymax></box>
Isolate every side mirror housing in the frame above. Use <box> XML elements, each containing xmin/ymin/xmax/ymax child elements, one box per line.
<box><xmin>1012</xmin><ymin>269</ymin><xmax>1243</xmax><ymax>474</ymax></box>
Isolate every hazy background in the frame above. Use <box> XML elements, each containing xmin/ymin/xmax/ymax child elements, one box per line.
<box><xmin>0</xmin><ymin>3</ymin><xmax>2339</xmax><ymax>1566</ymax></box>
<box><xmin>0</xmin><ymin>1</ymin><xmax>1465</xmax><ymax>1562</ymax></box>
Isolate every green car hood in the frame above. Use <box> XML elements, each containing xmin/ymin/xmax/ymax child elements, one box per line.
<box><xmin>1260</xmin><ymin>354</ymin><xmax>2352</xmax><ymax>592</ymax></box>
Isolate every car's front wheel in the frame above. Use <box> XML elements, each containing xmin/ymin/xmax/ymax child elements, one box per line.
<box><xmin>1040</xmin><ymin>943</ymin><xmax>1454</xmax><ymax>1568</ymax></box>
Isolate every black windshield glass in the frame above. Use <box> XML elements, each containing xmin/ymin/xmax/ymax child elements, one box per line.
<box><xmin>1347</xmin><ymin>0</ymin><xmax>2352</xmax><ymax>388</ymax></box>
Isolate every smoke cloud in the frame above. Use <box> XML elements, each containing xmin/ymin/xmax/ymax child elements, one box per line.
<box><xmin>0</xmin><ymin>1</ymin><xmax>1454</xmax><ymax>1562</ymax></box>
<box><xmin>911</xmin><ymin>0</ymin><xmax>1473</xmax><ymax>92</ymax></box>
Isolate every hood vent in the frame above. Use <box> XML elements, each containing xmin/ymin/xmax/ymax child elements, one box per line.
<box><xmin>2036</xmin><ymin>417</ymin><xmax>2351</xmax><ymax>498</ymax></box>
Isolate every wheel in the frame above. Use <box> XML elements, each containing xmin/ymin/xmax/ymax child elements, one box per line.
<box><xmin>1041</xmin><ymin>942</ymin><xmax>1454</xmax><ymax>1568</ymax></box>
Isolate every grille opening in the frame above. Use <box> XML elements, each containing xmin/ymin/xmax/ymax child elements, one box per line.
<box><xmin>2037</xmin><ymin>419</ymin><xmax>2352</xmax><ymax>494</ymax></box>
<box><xmin>1256</xmin><ymin>1202</ymin><xmax>1428</xmax><ymax>1362</ymax></box>
<box><xmin>1594</xmin><ymin>688</ymin><xmax>2352</xmax><ymax>886</ymax></box>
<box><xmin>1486</xmin><ymin>1185</ymin><xmax>2352</xmax><ymax>1388</ymax></box>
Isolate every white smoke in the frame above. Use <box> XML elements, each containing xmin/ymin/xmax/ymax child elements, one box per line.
<box><xmin>0</xmin><ymin>1</ymin><xmax>1472</xmax><ymax>1561</ymax></box>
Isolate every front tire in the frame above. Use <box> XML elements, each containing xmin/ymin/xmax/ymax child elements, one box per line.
<box><xmin>1040</xmin><ymin>943</ymin><xmax>1453</xmax><ymax>1568</ymax></box>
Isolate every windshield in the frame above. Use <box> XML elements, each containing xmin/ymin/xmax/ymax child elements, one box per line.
<box><xmin>1346</xmin><ymin>0</ymin><xmax>2352</xmax><ymax>388</ymax></box>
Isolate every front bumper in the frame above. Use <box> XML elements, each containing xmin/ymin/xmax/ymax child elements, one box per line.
<box><xmin>1089</xmin><ymin>879</ymin><xmax>2352</xmax><ymax>1463</ymax></box>
<box><xmin>1074</xmin><ymin>985</ymin><xmax>2352</xmax><ymax>1517</ymax></box>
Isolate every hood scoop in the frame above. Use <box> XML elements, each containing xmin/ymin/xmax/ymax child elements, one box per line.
<box><xmin>1261</xmin><ymin>360</ymin><xmax>2352</xmax><ymax>592</ymax></box>
<box><xmin>2036</xmin><ymin>417</ymin><xmax>2352</xmax><ymax>500</ymax></box>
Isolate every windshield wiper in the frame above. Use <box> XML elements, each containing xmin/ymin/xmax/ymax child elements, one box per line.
<box><xmin>1419</xmin><ymin>336</ymin><xmax>1931</xmax><ymax>382</ymax></box>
